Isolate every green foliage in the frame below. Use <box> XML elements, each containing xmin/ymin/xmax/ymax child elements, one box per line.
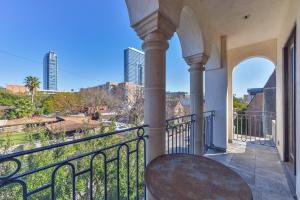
<box><xmin>0</xmin><ymin>90</ymin><xmax>18</xmax><ymax>106</ymax></box>
<box><xmin>24</xmin><ymin>76</ymin><xmax>40</xmax><ymax>103</ymax></box>
<box><xmin>24</xmin><ymin>76</ymin><xmax>40</xmax><ymax>92</ymax></box>
<box><xmin>0</xmin><ymin>128</ymin><xmax>146</xmax><ymax>199</ymax></box>
<box><xmin>0</xmin><ymin>89</ymin><xmax>34</xmax><ymax>119</ymax></box>
<box><xmin>8</xmin><ymin>98</ymin><xmax>35</xmax><ymax>119</ymax></box>
<box><xmin>42</xmin><ymin>92</ymin><xmax>81</xmax><ymax>114</ymax></box>
<box><xmin>233</xmin><ymin>96</ymin><xmax>248</xmax><ymax>112</ymax></box>
<box><xmin>5</xmin><ymin>110</ymin><xmax>17</xmax><ymax>120</ymax></box>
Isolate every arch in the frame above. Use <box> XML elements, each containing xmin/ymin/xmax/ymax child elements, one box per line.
<box><xmin>228</xmin><ymin>39</ymin><xmax>277</xmax><ymax>74</ymax></box>
<box><xmin>227</xmin><ymin>55</ymin><xmax>276</xmax><ymax>142</ymax></box>
<box><xmin>125</xmin><ymin>0</ymin><xmax>159</xmax><ymax>25</ymax></box>
<box><xmin>125</xmin><ymin>0</ymin><xmax>183</xmax><ymax>31</ymax></box>
<box><xmin>125</xmin><ymin>1</ymin><xmax>214</xmax><ymax>60</ymax></box>
<box><xmin>233</xmin><ymin>56</ymin><xmax>276</xmax><ymax>72</ymax></box>
<box><xmin>176</xmin><ymin>6</ymin><xmax>204</xmax><ymax>58</ymax></box>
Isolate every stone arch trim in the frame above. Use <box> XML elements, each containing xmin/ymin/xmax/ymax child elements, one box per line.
<box><xmin>228</xmin><ymin>39</ymin><xmax>277</xmax><ymax>72</ymax></box>
<box><xmin>227</xmin><ymin>39</ymin><xmax>277</xmax><ymax>143</ymax></box>
<box><xmin>125</xmin><ymin>0</ymin><xmax>213</xmax><ymax>59</ymax></box>
<box><xmin>177</xmin><ymin>6</ymin><xmax>205</xmax><ymax>58</ymax></box>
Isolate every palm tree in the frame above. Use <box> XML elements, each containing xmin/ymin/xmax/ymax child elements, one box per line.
<box><xmin>24</xmin><ymin>76</ymin><xmax>40</xmax><ymax>103</ymax></box>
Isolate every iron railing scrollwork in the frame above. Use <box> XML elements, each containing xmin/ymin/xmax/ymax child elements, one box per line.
<box><xmin>0</xmin><ymin>125</ymin><xmax>148</xmax><ymax>200</ymax></box>
<box><xmin>1</xmin><ymin>112</ymin><xmax>216</xmax><ymax>199</ymax></box>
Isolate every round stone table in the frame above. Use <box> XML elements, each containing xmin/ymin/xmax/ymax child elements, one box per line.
<box><xmin>145</xmin><ymin>154</ymin><xmax>252</xmax><ymax>200</ymax></box>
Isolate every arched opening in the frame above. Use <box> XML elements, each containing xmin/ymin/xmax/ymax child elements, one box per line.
<box><xmin>164</xmin><ymin>5</ymin><xmax>205</xmax><ymax>119</ymax></box>
<box><xmin>232</xmin><ymin>57</ymin><xmax>276</xmax><ymax>144</ymax></box>
<box><xmin>176</xmin><ymin>6</ymin><xmax>204</xmax><ymax>58</ymax></box>
<box><xmin>166</xmin><ymin>33</ymin><xmax>190</xmax><ymax>118</ymax></box>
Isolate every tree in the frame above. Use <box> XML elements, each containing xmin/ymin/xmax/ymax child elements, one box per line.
<box><xmin>233</xmin><ymin>95</ymin><xmax>248</xmax><ymax>112</ymax></box>
<box><xmin>24</xmin><ymin>76</ymin><xmax>40</xmax><ymax>103</ymax></box>
<box><xmin>79</xmin><ymin>88</ymin><xmax>121</xmax><ymax>112</ymax></box>
<box><xmin>43</xmin><ymin>92</ymin><xmax>82</xmax><ymax>114</ymax></box>
<box><xmin>7</xmin><ymin>98</ymin><xmax>35</xmax><ymax>119</ymax></box>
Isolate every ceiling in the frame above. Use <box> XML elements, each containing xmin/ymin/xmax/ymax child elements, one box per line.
<box><xmin>194</xmin><ymin>0</ymin><xmax>290</xmax><ymax>49</ymax></box>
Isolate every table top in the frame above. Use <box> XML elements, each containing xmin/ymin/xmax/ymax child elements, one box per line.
<box><xmin>145</xmin><ymin>154</ymin><xmax>252</xmax><ymax>200</ymax></box>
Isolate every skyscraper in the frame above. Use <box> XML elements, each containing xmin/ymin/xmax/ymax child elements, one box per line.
<box><xmin>43</xmin><ymin>51</ymin><xmax>58</xmax><ymax>90</ymax></box>
<box><xmin>124</xmin><ymin>47</ymin><xmax>145</xmax><ymax>85</ymax></box>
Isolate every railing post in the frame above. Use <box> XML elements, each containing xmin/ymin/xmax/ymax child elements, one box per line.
<box><xmin>185</xmin><ymin>54</ymin><xmax>208</xmax><ymax>155</ymax></box>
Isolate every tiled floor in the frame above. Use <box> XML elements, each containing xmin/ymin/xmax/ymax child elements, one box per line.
<box><xmin>205</xmin><ymin>141</ymin><xmax>294</xmax><ymax>200</ymax></box>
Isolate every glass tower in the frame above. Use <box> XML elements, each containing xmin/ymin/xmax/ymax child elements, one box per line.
<box><xmin>43</xmin><ymin>51</ymin><xmax>58</xmax><ymax>90</ymax></box>
<box><xmin>124</xmin><ymin>47</ymin><xmax>145</xmax><ymax>85</ymax></box>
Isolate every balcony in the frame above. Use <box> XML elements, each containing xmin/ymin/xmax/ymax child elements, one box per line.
<box><xmin>0</xmin><ymin>112</ymin><xmax>294</xmax><ymax>199</ymax></box>
<box><xmin>206</xmin><ymin>142</ymin><xmax>293</xmax><ymax>200</ymax></box>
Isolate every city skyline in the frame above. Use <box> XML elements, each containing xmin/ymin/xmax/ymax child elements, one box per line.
<box><xmin>124</xmin><ymin>47</ymin><xmax>145</xmax><ymax>85</ymax></box>
<box><xmin>0</xmin><ymin>0</ymin><xmax>274</xmax><ymax>94</ymax></box>
<box><xmin>43</xmin><ymin>51</ymin><xmax>58</xmax><ymax>90</ymax></box>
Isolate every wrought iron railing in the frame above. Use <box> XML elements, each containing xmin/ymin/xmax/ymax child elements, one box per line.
<box><xmin>233</xmin><ymin>111</ymin><xmax>276</xmax><ymax>145</ymax></box>
<box><xmin>166</xmin><ymin>114</ymin><xmax>195</xmax><ymax>154</ymax></box>
<box><xmin>0</xmin><ymin>113</ymin><xmax>215</xmax><ymax>199</ymax></box>
<box><xmin>0</xmin><ymin>125</ymin><xmax>148</xmax><ymax>200</ymax></box>
<box><xmin>165</xmin><ymin>112</ymin><xmax>215</xmax><ymax>154</ymax></box>
<box><xmin>204</xmin><ymin>111</ymin><xmax>215</xmax><ymax>151</ymax></box>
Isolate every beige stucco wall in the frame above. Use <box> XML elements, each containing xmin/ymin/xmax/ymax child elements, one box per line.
<box><xmin>274</xmin><ymin>0</ymin><xmax>300</xmax><ymax>197</ymax></box>
<box><xmin>227</xmin><ymin>39</ymin><xmax>277</xmax><ymax>142</ymax></box>
<box><xmin>296</xmin><ymin>2</ymin><xmax>300</xmax><ymax>197</ymax></box>
<box><xmin>205</xmin><ymin>38</ymin><xmax>228</xmax><ymax>149</ymax></box>
<box><xmin>276</xmin><ymin>0</ymin><xmax>298</xmax><ymax>163</ymax></box>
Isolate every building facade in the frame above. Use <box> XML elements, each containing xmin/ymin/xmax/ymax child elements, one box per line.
<box><xmin>81</xmin><ymin>82</ymin><xmax>144</xmax><ymax>104</ymax></box>
<box><xmin>124</xmin><ymin>47</ymin><xmax>145</xmax><ymax>85</ymax></box>
<box><xmin>5</xmin><ymin>85</ymin><xmax>28</xmax><ymax>94</ymax></box>
<box><xmin>43</xmin><ymin>51</ymin><xmax>58</xmax><ymax>90</ymax></box>
<box><xmin>166</xmin><ymin>100</ymin><xmax>185</xmax><ymax>118</ymax></box>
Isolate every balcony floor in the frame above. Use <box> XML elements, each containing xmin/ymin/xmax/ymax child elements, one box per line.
<box><xmin>205</xmin><ymin>141</ymin><xmax>294</xmax><ymax>200</ymax></box>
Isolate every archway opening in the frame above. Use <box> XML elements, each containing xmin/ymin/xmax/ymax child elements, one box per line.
<box><xmin>166</xmin><ymin>33</ymin><xmax>190</xmax><ymax>118</ymax></box>
<box><xmin>232</xmin><ymin>57</ymin><xmax>276</xmax><ymax>144</ymax></box>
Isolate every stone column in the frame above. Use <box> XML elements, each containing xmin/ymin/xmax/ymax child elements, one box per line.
<box><xmin>185</xmin><ymin>54</ymin><xmax>208</xmax><ymax>155</ymax></box>
<box><xmin>132</xmin><ymin>12</ymin><xmax>176</xmax><ymax>200</ymax></box>
<box><xmin>132</xmin><ymin>11</ymin><xmax>176</xmax><ymax>164</ymax></box>
<box><xmin>142</xmin><ymin>32</ymin><xmax>169</xmax><ymax>162</ymax></box>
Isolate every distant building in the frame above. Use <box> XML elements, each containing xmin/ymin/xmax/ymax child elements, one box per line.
<box><xmin>5</xmin><ymin>85</ymin><xmax>28</xmax><ymax>94</ymax></box>
<box><xmin>243</xmin><ymin>94</ymin><xmax>252</xmax><ymax>104</ymax></box>
<box><xmin>43</xmin><ymin>51</ymin><xmax>58</xmax><ymax>90</ymax></box>
<box><xmin>245</xmin><ymin>71</ymin><xmax>276</xmax><ymax>114</ymax></box>
<box><xmin>166</xmin><ymin>91</ymin><xmax>188</xmax><ymax>100</ymax></box>
<box><xmin>38</xmin><ymin>89</ymin><xmax>74</xmax><ymax>95</ymax></box>
<box><xmin>80</xmin><ymin>82</ymin><xmax>144</xmax><ymax>104</ymax></box>
<box><xmin>166</xmin><ymin>100</ymin><xmax>185</xmax><ymax>118</ymax></box>
<box><xmin>124</xmin><ymin>47</ymin><xmax>145</xmax><ymax>85</ymax></box>
<box><xmin>245</xmin><ymin>93</ymin><xmax>264</xmax><ymax>113</ymax></box>
<box><xmin>244</xmin><ymin>71</ymin><xmax>276</xmax><ymax>135</ymax></box>
<box><xmin>180</xmin><ymin>97</ymin><xmax>191</xmax><ymax>114</ymax></box>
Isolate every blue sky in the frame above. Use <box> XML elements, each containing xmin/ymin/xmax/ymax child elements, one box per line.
<box><xmin>233</xmin><ymin>58</ymin><xmax>275</xmax><ymax>97</ymax></box>
<box><xmin>0</xmin><ymin>0</ymin><xmax>273</xmax><ymax>95</ymax></box>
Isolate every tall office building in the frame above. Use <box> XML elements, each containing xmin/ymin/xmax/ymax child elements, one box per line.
<box><xmin>124</xmin><ymin>47</ymin><xmax>145</xmax><ymax>85</ymax></box>
<box><xmin>43</xmin><ymin>51</ymin><xmax>58</xmax><ymax>90</ymax></box>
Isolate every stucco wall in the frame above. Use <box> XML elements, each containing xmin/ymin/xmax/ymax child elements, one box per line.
<box><xmin>274</xmin><ymin>0</ymin><xmax>299</xmax><ymax>196</ymax></box>
<box><xmin>296</xmin><ymin>3</ymin><xmax>300</xmax><ymax>198</ymax></box>
<box><xmin>205</xmin><ymin>40</ymin><xmax>228</xmax><ymax>150</ymax></box>
<box><xmin>276</xmin><ymin>0</ymin><xmax>298</xmax><ymax>161</ymax></box>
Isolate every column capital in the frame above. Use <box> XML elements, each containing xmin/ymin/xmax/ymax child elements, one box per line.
<box><xmin>142</xmin><ymin>32</ymin><xmax>169</xmax><ymax>51</ymax></box>
<box><xmin>184</xmin><ymin>53</ymin><xmax>209</xmax><ymax>66</ymax></box>
<box><xmin>132</xmin><ymin>11</ymin><xmax>176</xmax><ymax>41</ymax></box>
